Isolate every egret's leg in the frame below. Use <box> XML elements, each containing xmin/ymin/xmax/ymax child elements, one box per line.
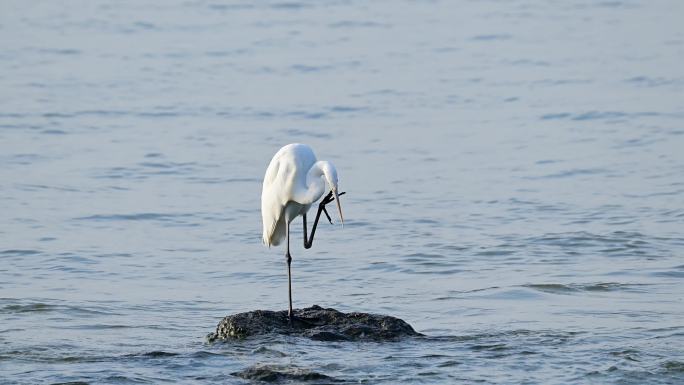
<box><xmin>286</xmin><ymin>221</ymin><xmax>293</xmax><ymax>321</ymax></box>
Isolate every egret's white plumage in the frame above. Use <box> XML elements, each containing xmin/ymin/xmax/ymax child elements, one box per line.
<box><xmin>260</xmin><ymin>143</ymin><xmax>344</xmax><ymax>319</ymax></box>
<box><xmin>261</xmin><ymin>143</ymin><xmax>343</xmax><ymax>247</ymax></box>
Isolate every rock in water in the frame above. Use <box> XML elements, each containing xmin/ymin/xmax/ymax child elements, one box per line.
<box><xmin>232</xmin><ymin>364</ymin><xmax>336</xmax><ymax>383</ymax></box>
<box><xmin>207</xmin><ymin>305</ymin><xmax>421</xmax><ymax>342</ymax></box>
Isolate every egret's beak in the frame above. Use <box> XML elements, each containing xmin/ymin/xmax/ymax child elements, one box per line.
<box><xmin>333</xmin><ymin>188</ymin><xmax>344</xmax><ymax>227</ymax></box>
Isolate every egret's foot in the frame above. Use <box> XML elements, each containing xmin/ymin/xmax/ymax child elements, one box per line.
<box><xmin>320</xmin><ymin>191</ymin><xmax>345</xmax><ymax>205</ymax></box>
<box><xmin>319</xmin><ymin>191</ymin><xmax>345</xmax><ymax>224</ymax></box>
<box><xmin>287</xmin><ymin>313</ymin><xmax>317</xmax><ymax>328</ymax></box>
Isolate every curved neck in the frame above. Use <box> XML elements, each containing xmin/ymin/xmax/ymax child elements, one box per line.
<box><xmin>297</xmin><ymin>161</ymin><xmax>329</xmax><ymax>205</ymax></box>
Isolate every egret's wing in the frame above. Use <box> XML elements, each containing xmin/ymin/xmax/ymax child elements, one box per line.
<box><xmin>261</xmin><ymin>143</ymin><xmax>317</xmax><ymax>247</ymax></box>
<box><xmin>261</xmin><ymin>157</ymin><xmax>293</xmax><ymax>246</ymax></box>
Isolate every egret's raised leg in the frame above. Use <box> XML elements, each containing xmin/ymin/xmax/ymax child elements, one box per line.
<box><xmin>303</xmin><ymin>191</ymin><xmax>345</xmax><ymax>249</ymax></box>
<box><xmin>286</xmin><ymin>221</ymin><xmax>293</xmax><ymax>320</ymax></box>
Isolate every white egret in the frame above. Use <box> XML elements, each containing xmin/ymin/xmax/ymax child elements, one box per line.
<box><xmin>261</xmin><ymin>143</ymin><xmax>345</xmax><ymax>320</ymax></box>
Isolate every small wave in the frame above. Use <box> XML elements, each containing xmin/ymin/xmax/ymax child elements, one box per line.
<box><xmin>213</xmin><ymin>105</ymin><xmax>365</xmax><ymax>120</ymax></box>
<box><xmin>204</xmin><ymin>48</ymin><xmax>249</xmax><ymax>57</ymax></box>
<box><xmin>625</xmin><ymin>76</ymin><xmax>684</xmax><ymax>88</ymax></box>
<box><xmin>185</xmin><ymin>176</ymin><xmax>259</xmax><ymax>184</ymax></box>
<box><xmin>436</xmin><ymin>360</ymin><xmax>461</xmax><ymax>367</ymax></box>
<box><xmin>251</xmin><ymin>346</ymin><xmax>287</xmax><ymax>357</ymax></box>
<box><xmin>329</xmin><ymin>105</ymin><xmax>368</xmax><ymax>113</ymax></box>
<box><xmin>435</xmin><ymin>286</ymin><xmax>501</xmax><ymax>300</ymax></box>
<box><xmin>59</xmin><ymin>324</ymin><xmax>134</xmax><ymax>330</ymax></box>
<box><xmin>189</xmin><ymin>350</ymin><xmax>224</xmax><ymax>358</ymax></box>
<box><xmin>473</xmin><ymin>249</ymin><xmax>516</xmax><ymax>256</ymax></box>
<box><xmin>73</xmin><ymin>212</ymin><xmax>195</xmax><ymax>222</ymax></box>
<box><xmin>469</xmin><ymin>343</ymin><xmax>508</xmax><ymax>352</ymax></box>
<box><xmin>129</xmin><ymin>351</ymin><xmax>179</xmax><ymax>358</ymax></box>
<box><xmin>270</xmin><ymin>2</ymin><xmax>311</xmax><ymax>10</ymax></box>
<box><xmin>1</xmin><ymin>303</ymin><xmax>57</xmax><ymax>314</ymax></box>
<box><xmin>609</xmin><ymin>349</ymin><xmax>641</xmax><ymax>362</ymax></box>
<box><xmin>402</xmin><ymin>252</ymin><xmax>447</xmax><ymax>263</ymax></box>
<box><xmin>207</xmin><ymin>3</ymin><xmax>254</xmax><ymax>11</ymax></box>
<box><xmin>284</xmin><ymin>110</ymin><xmax>327</xmax><ymax>120</ymax></box>
<box><xmin>585</xmin><ymin>361</ymin><xmax>684</xmax><ymax>383</ymax></box>
<box><xmin>424</xmin><ymin>329</ymin><xmax>582</xmax><ymax>345</ymax></box>
<box><xmin>42</xmin><ymin>129</ymin><xmax>67</xmax><ymax>135</ymax></box>
<box><xmin>651</xmin><ymin>270</ymin><xmax>684</xmax><ymax>278</ymax></box>
<box><xmin>329</xmin><ymin>20</ymin><xmax>389</xmax><ymax>29</ymax></box>
<box><xmin>102</xmin><ymin>376</ymin><xmax>151</xmax><ymax>384</ymax></box>
<box><xmin>407</xmin><ymin>268</ymin><xmax>464</xmax><ymax>275</ymax></box>
<box><xmin>0</xmin><ymin>249</ymin><xmax>41</xmax><ymax>256</ymax></box>
<box><xmin>290</xmin><ymin>63</ymin><xmax>334</xmax><ymax>73</ymax></box>
<box><xmin>138</xmin><ymin>161</ymin><xmax>196</xmax><ymax>170</ymax></box>
<box><xmin>361</xmin><ymin>261</ymin><xmax>403</xmax><ymax>273</ymax></box>
<box><xmin>15</xmin><ymin>183</ymin><xmax>79</xmax><ymax>192</ymax></box>
<box><xmin>34</xmin><ymin>48</ymin><xmax>81</xmax><ymax>56</ymax></box>
<box><xmin>4</xmin><ymin>153</ymin><xmax>49</xmax><ymax>166</ymax></box>
<box><xmin>470</xmin><ymin>34</ymin><xmax>512</xmax><ymax>41</ymax></box>
<box><xmin>540</xmin><ymin>110</ymin><xmax>676</xmax><ymax>122</ymax></box>
<box><xmin>1</xmin><ymin>347</ymin><xmax>108</xmax><ymax>364</ymax></box>
<box><xmin>526</xmin><ymin>231</ymin><xmax>656</xmax><ymax>250</ymax></box>
<box><xmin>92</xmin><ymin>161</ymin><xmax>199</xmax><ymax>179</ymax></box>
<box><xmin>581</xmin><ymin>282</ymin><xmax>637</xmax><ymax>291</ymax></box>
<box><xmin>662</xmin><ymin>361</ymin><xmax>684</xmax><ymax>373</ymax></box>
<box><xmin>0</xmin><ymin>300</ymin><xmax>113</xmax><ymax>316</ymax></box>
<box><xmin>526</xmin><ymin>168</ymin><xmax>607</xmax><ymax>179</ymax></box>
<box><xmin>282</xmin><ymin>128</ymin><xmax>331</xmax><ymax>138</ymax></box>
<box><xmin>523</xmin><ymin>282</ymin><xmax>649</xmax><ymax>294</ymax></box>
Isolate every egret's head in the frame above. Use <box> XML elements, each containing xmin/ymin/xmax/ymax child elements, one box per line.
<box><xmin>321</xmin><ymin>161</ymin><xmax>338</xmax><ymax>190</ymax></box>
<box><xmin>320</xmin><ymin>161</ymin><xmax>344</xmax><ymax>226</ymax></box>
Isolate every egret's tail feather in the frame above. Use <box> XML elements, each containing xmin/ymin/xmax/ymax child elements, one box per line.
<box><xmin>263</xmin><ymin>215</ymin><xmax>285</xmax><ymax>247</ymax></box>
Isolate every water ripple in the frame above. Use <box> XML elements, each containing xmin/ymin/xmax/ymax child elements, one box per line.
<box><xmin>523</xmin><ymin>282</ymin><xmax>651</xmax><ymax>294</ymax></box>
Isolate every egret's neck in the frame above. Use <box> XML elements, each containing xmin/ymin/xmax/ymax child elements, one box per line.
<box><xmin>298</xmin><ymin>161</ymin><xmax>328</xmax><ymax>205</ymax></box>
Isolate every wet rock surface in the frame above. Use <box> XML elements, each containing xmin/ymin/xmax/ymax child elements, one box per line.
<box><xmin>207</xmin><ymin>305</ymin><xmax>422</xmax><ymax>342</ymax></box>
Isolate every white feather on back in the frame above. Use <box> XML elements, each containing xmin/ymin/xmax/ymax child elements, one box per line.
<box><xmin>261</xmin><ymin>144</ymin><xmax>317</xmax><ymax>246</ymax></box>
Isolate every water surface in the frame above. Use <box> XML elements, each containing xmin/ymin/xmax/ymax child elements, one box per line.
<box><xmin>1</xmin><ymin>0</ymin><xmax>683</xmax><ymax>384</ymax></box>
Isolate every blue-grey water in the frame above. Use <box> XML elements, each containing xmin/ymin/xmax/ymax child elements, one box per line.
<box><xmin>2</xmin><ymin>1</ymin><xmax>684</xmax><ymax>384</ymax></box>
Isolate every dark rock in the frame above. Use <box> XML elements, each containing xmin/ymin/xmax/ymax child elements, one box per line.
<box><xmin>232</xmin><ymin>364</ymin><xmax>337</xmax><ymax>383</ymax></box>
<box><xmin>207</xmin><ymin>305</ymin><xmax>421</xmax><ymax>342</ymax></box>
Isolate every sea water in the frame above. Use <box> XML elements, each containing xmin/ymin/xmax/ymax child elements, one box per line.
<box><xmin>1</xmin><ymin>1</ymin><xmax>683</xmax><ymax>383</ymax></box>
